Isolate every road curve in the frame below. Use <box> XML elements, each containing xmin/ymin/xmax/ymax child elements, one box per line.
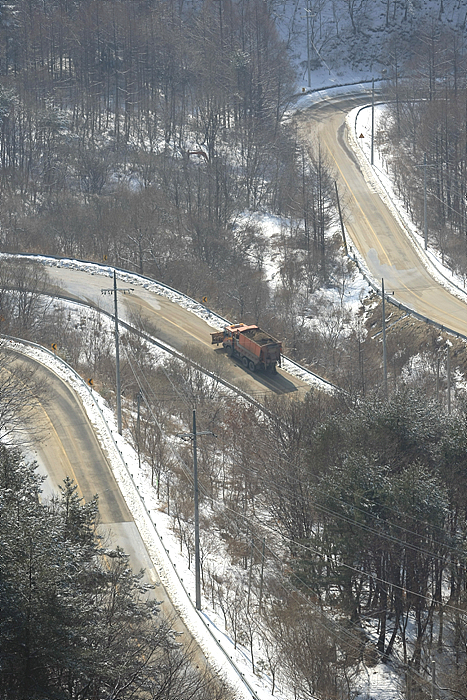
<box><xmin>11</xmin><ymin>348</ymin><xmax>212</xmax><ymax>660</ymax></box>
<box><xmin>298</xmin><ymin>92</ymin><xmax>467</xmax><ymax>337</ymax></box>
<box><xmin>12</xmin><ymin>343</ymin><xmax>264</xmax><ymax>700</ymax></box>
<box><xmin>38</xmin><ymin>263</ymin><xmax>315</xmax><ymax>400</ymax></box>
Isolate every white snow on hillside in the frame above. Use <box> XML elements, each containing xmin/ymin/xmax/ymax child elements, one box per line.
<box><xmin>9</xmin><ymin>2</ymin><xmax>467</xmax><ymax>690</ymax></box>
<box><xmin>13</xmin><ymin>323</ymin><xmax>405</xmax><ymax>700</ymax></box>
<box><xmin>350</xmin><ymin>102</ymin><xmax>467</xmax><ymax>312</ymax></box>
<box><xmin>17</xmin><ymin>335</ymin><xmax>289</xmax><ymax>700</ymax></box>
<box><xmin>13</xmin><ymin>79</ymin><xmax>456</xmax><ymax>700</ymax></box>
<box><xmin>277</xmin><ymin>0</ymin><xmax>467</xmax><ymax>92</ymax></box>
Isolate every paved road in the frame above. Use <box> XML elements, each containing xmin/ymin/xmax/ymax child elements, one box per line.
<box><xmin>43</xmin><ymin>265</ymin><xmax>312</xmax><ymax>400</ymax></box>
<box><xmin>298</xmin><ymin>92</ymin><xmax>467</xmax><ymax>337</ymax></box>
<box><xmin>8</xmin><ymin>89</ymin><xmax>463</xmax><ymax>699</ymax></box>
<box><xmin>12</xmin><ymin>349</ymin><xmax>212</xmax><ymax>665</ymax></box>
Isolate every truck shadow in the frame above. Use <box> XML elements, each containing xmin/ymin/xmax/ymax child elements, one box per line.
<box><xmin>213</xmin><ymin>348</ymin><xmax>299</xmax><ymax>395</ymax></box>
<box><xmin>253</xmin><ymin>369</ymin><xmax>299</xmax><ymax>395</ymax></box>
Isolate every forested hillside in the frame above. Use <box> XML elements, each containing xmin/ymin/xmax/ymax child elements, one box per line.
<box><xmin>279</xmin><ymin>0</ymin><xmax>467</xmax><ymax>81</ymax></box>
<box><xmin>2</xmin><ymin>2</ymin><xmax>467</xmax><ymax>700</ymax></box>
<box><xmin>0</xmin><ymin>1</ymin><xmax>465</xmax><ymax>387</ymax></box>
<box><xmin>0</xmin><ymin>0</ymin><xmax>299</xmax><ymax>288</ymax></box>
<box><xmin>0</xmin><ymin>444</ymin><xmax>229</xmax><ymax>699</ymax></box>
<box><xmin>0</xmin><ymin>0</ymin><xmax>350</xmax><ymax>379</ymax></box>
<box><xmin>382</xmin><ymin>35</ymin><xmax>467</xmax><ymax>281</ymax></box>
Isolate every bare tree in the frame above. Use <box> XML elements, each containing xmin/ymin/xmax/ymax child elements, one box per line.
<box><xmin>0</xmin><ymin>344</ymin><xmax>48</xmax><ymax>445</ymax></box>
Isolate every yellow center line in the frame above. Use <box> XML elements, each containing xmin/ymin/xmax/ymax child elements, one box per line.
<box><xmin>2</xmin><ymin>357</ymin><xmax>81</xmax><ymax>496</ymax></box>
<box><xmin>126</xmin><ymin>296</ymin><xmax>211</xmax><ymax>345</ymax></box>
<box><xmin>320</xmin><ymin>116</ymin><xmax>466</xmax><ymax>329</ymax></box>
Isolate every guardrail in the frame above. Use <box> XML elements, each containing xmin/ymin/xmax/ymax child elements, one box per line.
<box><xmin>2</xmin><ymin>251</ymin><xmax>340</xmax><ymax>394</ymax></box>
<box><xmin>348</xmin><ymin>251</ymin><xmax>467</xmax><ymax>342</ymax></box>
<box><xmin>347</xmin><ymin>106</ymin><xmax>467</xmax><ymax>344</ymax></box>
<box><xmin>1</xmin><ymin>250</ymin><xmax>230</xmax><ymax>326</ymax></box>
<box><xmin>3</xmin><ymin>334</ymin><xmax>263</xmax><ymax>700</ymax></box>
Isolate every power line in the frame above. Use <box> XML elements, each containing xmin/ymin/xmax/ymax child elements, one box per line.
<box><xmin>122</xmin><ymin>333</ymin><xmax>467</xmax><ymax>566</ymax></box>
<box><xmin>116</xmin><ymin>320</ymin><xmax>467</xmax><ymax>628</ymax></box>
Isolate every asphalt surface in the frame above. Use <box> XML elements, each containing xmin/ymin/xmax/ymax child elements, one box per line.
<box><xmin>44</xmin><ymin>265</ymin><xmax>313</xmax><ymax>400</ymax></box>
<box><xmin>12</xmin><ymin>350</ymin><xmax>212</xmax><ymax>667</ymax></box>
<box><xmin>298</xmin><ymin>92</ymin><xmax>467</xmax><ymax>336</ymax></box>
<box><xmin>2</xmin><ymin>88</ymin><xmax>429</xmax><ymax>700</ymax></box>
<box><xmin>9</xmin><ymin>88</ymin><xmax>467</xmax><ymax>698</ymax></box>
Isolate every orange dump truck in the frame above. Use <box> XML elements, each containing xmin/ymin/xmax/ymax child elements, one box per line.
<box><xmin>211</xmin><ymin>323</ymin><xmax>282</xmax><ymax>373</ymax></box>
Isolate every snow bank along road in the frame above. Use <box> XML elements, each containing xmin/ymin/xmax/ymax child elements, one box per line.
<box><xmin>3</xmin><ymin>254</ymin><xmax>335</xmax><ymax>700</ymax></box>
<box><xmin>11</xmin><ymin>339</ymin><xmax>263</xmax><ymax>700</ymax></box>
<box><xmin>298</xmin><ymin>89</ymin><xmax>467</xmax><ymax>338</ymax></box>
<box><xmin>7</xmin><ymin>84</ymin><xmax>463</xmax><ymax>700</ymax></box>
<box><xmin>4</xmin><ymin>252</ymin><xmax>335</xmax><ymax>398</ymax></box>
<box><xmin>12</xmin><ymin>348</ymin><xmax>209</xmax><ymax>659</ymax></box>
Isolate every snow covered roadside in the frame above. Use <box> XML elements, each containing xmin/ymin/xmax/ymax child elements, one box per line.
<box><xmin>2</xmin><ymin>253</ymin><xmax>225</xmax><ymax>328</ymax></box>
<box><xmin>289</xmin><ymin>80</ymin><xmax>375</xmax><ymax>116</ymax></box>
<box><xmin>7</xmin><ymin>326</ymin><xmax>405</xmax><ymax>700</ymax></box>
<box><xmin>3</xmin><ymin>86</ymin><xmax>427</xmax><ymax>700</ymax></box>
<box><xmin>347</xmin><ymin>102</ymin><xmax>467</xmax><ymax>313</ymax></box>
<box><xmin>1</xmin><ymin>251</ymin><xmax>336</xmax><ymax>394</ymax></box>
<box><xmin>6</xmin><ymin>335</ymin><xmax>285</xmax><ymax>700</ymax></box>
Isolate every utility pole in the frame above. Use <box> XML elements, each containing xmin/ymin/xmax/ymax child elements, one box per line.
<box><xmin>415</xmin><ymin>153</ymin><xmax>429</xmax><ymax>249</ymax></box>
<box><xmin>247</xmin><ymin>538</ymin><xmax>254</xmax><ymax>613</ymax></box>
<box><xmin>258</xmin><ymin>538</ymin><xmax>266</xmax><ymax>613</ymax></box>
<box><xmin>101</xmin><ymin>271</ymin><xmax>134</xmax><ymax>435</ymax></box>
<box><xmin>436</xmin><ymin>357</ymin><xmax>440</xmax><ymax>403</ymax></box>
<box><xmin>335</xmin><ymin>181</ymin><xmax>348</xmax><ymax>255</ymax></box>
<box><xmin>423</xmin><ymin>152</ymin><xmax>428</xmax><ymax>249</ymax></box>
<box><xmin>136</xmin><ymin>390</ymin><xmax>142</xmax><ymax>469</ymax></box>
<box><xmin>371</xmin><ymin>77</ymin><xmax>375</xmax><ymax>166</ymax></box>
<box><xmin>382</xmin><ymin>278</ymin><xmax>388</xmax><ymax>397</ymax></box>
<box><xmin>381</xmin><ymin>278</ymin><xmax>394</xmax><ymax>397</ymax></box>
<box><xmin>177</xmin><ymin>410</ymin><xmax>216</xmax><ymax>611</ymax></box>
<box><xmin>447</xmin><ymin>347</ymin><xmax>451</xmax><ymax>415</ymax></box>
<box><xmin>306</xmin><ymin>0</ymin><xmax>311</xmax><ymax>88</ymax></box>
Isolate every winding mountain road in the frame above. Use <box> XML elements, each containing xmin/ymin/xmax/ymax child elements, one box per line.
<box><xmin>10</xmin><ymin>343</ymin><xmax>254</xmax><ymax>700</ymax></box>
<box><xmin>42</xmin><ymin>264</ymin><xmax>314</xmax><ymax>399</ymax></box>
<box><xmin>6</xmin><ymin>87</ymin><xmax>467</xmax><ymax>700</ymax></box>
<box><xmin>17</xmin><ymin>349</ymin><xmax>196</xmax><ymax>636</ymax></box>
<box><xmin>298</xmin><ymin>90</ymin><xmax>467</xmax><ymax>336</ymax></box>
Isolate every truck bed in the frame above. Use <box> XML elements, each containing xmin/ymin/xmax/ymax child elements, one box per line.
<box><xmin>240</xmin><ymin>327</ymin><xmax>279</xmax><ymax>346</ymax></box>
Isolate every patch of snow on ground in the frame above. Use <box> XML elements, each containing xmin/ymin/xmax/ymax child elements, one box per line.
<box><xmin>1</xmin><ymin>251</ymin><xmax>337</xmax><ymax>393</ymax></box>
<box><xmin>234</xmin><ymin>211</ymin><xmax>284</xmax><ymax>287</ymax></box>
<box><xmin>347</xmin><ymin>101</ymin><xmax>467</xmax><ymax>333</ymax></box>
<box><xmin>357</xmin><ymin>663</ymin><xmax>404</xmax><ymax>700</ymax></box>
<box><xmin>8</xmin><ymin>336</ymin><xmax>279</xmax><ymax>700</ymax></box>
<box><xmin>6</xmin><ymin>316</ymin><xmax>405</xmax><ymax>700</ymax></box>
<box><xmin>8</xmin><ymin>81</ymin><xmax>464</xmax><ymax>700</ymax></box>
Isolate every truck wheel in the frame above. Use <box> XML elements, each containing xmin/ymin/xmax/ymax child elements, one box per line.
<box><xmin>248</xmin><ymin>360</ymin><xmax>256</xmax><ymax>372</ymax></box>
<box><xmin>242</xmin><ymin>356</ymin><xmax>249</xmax><ymax>368</ymax></box>
<box><xmin>226</xmin><ymin>345</ymin><xmax>232</xmax><ymax>356</ymax></box>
